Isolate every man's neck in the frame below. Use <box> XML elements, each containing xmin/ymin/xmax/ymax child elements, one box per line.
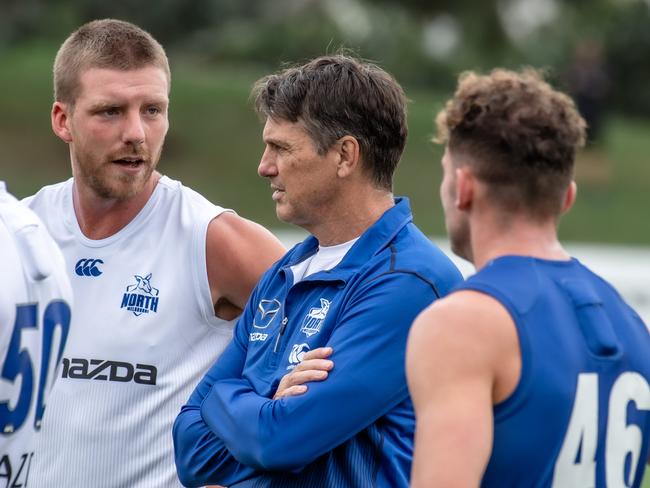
<box><xmin>72</xmin><ymin>172</ymin><xmax>161</xmax><ymax>240</ymax></box>
<box><xmin>310</xmin><ymin>189</ymin><xmax>394</xmax><ymax>247</ymax></box>
<box><xmin>470</xmin><ymin>212</ymin><xmax>570</xmax><ymax>270</ymax></box>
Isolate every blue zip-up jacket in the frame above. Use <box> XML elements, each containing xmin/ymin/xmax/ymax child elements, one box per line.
<box><xmin>173</xmin><ymin>198</ymin><xmax>463</xmax><ymax>487</ymax></box>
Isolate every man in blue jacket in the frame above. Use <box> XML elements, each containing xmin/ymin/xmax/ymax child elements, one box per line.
<box><xmin>173</xmin><ymin>54</ymin><xmax>463</xmax><ymax>488</ymax></box>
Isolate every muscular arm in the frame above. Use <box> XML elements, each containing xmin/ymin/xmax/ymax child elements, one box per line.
<box><xmin>199</xmin><ymin>273</ymin><xmax>439</xmax><ymax>471</ymax></box>
<box><xmin>206</xmin><ymin>212</ymin><xmax>285</xmax><ymax>319</ymax></box>
<box><xmin>406</xmin><ymin>291</ymin><xmax>521</xmax><ymax>488</ymax></box>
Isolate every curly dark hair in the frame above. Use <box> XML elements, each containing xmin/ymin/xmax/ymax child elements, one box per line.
<box><xmin>435</xmin><ymin>68</ymin><xmax>586</xmax><ymax>219</ymax></box>
<box><xmin>252</xmin><ymin>54</ymin><xmax>408</xmax><ymax>191</ymax></box>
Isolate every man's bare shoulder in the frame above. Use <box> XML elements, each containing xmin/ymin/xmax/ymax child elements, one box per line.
<box><xmin>408</xmin><ymin>289</ymin><xmax>521</xmax><ymax>404</ymax></box>
<box><xmin>207</xmin><ymin>212</ymin><xmax>284</xmax><ymax>258</ymax></box>
<box><xmin>411</xmin><ymin>290</ymin><xmax>512</xmax><ymax>345</ymax></box>
<box><xmin>408</xmin><ymin>291</ymin><xmax>515</xmax><ymax>382</ymax></box>
<box><xmin>206</xmin><ymin>212</ymin><xmax>285</xmax><ymax>313</ymax></box>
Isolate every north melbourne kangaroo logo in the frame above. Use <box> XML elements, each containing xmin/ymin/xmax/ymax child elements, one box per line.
<box><xmin>301</xmin><ymin>298</ymin><xmax>331</xmax><ymax>337</ymax></box>
<box><xmin>121</xmin><ymin>273</ymin><xmax>160</xmax><ymax>316</ymax></box>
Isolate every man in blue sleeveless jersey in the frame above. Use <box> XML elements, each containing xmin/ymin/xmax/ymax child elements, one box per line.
<box><xmin>407</xmin><ymin>68</ymin><xmax>650</xmax><ymax>487</ymax></box>
<box><xmin>173</xmin><ymin>54</ymin><xmax>463</xmax><ymax>487</ymax></box>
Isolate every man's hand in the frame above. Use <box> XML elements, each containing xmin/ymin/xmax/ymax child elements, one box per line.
<box><xmin>274</xmin><ymin>347</ymin><xmax>334</xmax><ymax>399</ymax></box>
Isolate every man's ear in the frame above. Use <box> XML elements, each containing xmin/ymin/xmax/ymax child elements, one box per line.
<box><xmin>455</xmin><ymin>167</ymin><xmax>474</xmax><ymax>211</ymax></box>
<box><xmin>52</xmin><ymin>102</ymin><xmax>73</xmax><ymax>143</ymax></box>
<box><xmin>561</xmin><ymin>180</ymin><xmax>577</xmax><ymax>214</ymax></box>
<box><xmin>335</xmin><ymin>136</ymin><xmax>360</xmax><ymax>178</ymax></box>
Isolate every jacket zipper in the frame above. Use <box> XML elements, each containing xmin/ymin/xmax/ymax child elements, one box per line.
<box><xmin>273</xmin><ymin>317</ymin><xmax>288</xmax><ymax>353</ymax></box>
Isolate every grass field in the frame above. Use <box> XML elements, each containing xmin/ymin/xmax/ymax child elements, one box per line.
<box><xmin>1</xmin><ymin>44</ymin><xmax>650</xmax><ymax>245</ymax></box>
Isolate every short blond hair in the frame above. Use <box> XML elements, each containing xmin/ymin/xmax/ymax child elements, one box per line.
<box><xmin>54</xmin><ymin>19</ymin><xmax>170</xmax><ymax>105</ymax></box>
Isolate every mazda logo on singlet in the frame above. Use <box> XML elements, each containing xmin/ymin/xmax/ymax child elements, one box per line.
<box><xmin>61</xmin><ymin>358</ymin><xmax>157</xmax><ymax>385</ymax></box>
<box><xmin>75</xmin><ymin>258</ymin><xmax>104</xmax><ymax>277</ymax></box>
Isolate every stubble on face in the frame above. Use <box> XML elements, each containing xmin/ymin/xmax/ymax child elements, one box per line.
<box><xmin>441</xmin><ymin>147</ymin><xmax>472</xmax><ymax>261</ymax></box>
<box><xmin>66</xmin><ymin>66</ymin><xmax>169</xmax><ymax>203</ymax></box>
<box><xmin>71</xmin><ymin>138</ymin><xmax>162</xmax><ymax>201</ymax></box>
<box><xmin>448</xmin><ymin>217</ymin><xmax>471</xmax><ymax>262</ymax></box>
<box><xmin>261</xmin><ymin>118</ymin><xmax>339</xmax><ymax>230</ymax></box>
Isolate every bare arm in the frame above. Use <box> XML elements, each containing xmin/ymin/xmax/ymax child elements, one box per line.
<box><xmin>206</xmin><ymin>212</ymin><xmax>285</xmax><ymax>319</ymax></box>
<box><xmin>406</xmin><ymin>291</ymin><xmax>520</xmax><ymax>488</ymax></box>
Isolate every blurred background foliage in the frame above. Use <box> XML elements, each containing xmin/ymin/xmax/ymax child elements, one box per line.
<box><xmin>0</xmin><ymin>0</ymin><xmax>649</xmax><ymax>244</ymax></box>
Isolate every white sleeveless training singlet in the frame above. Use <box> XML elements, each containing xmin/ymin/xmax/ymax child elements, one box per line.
<box><xmin>24</xmin><ymin>176</ymin><xmax>234</xmax><ymax>488</ymax></box>
<box><xmin>0</xmin><ymin>182</ymin><xmax>73</xmax><ymax>486</ymax></box>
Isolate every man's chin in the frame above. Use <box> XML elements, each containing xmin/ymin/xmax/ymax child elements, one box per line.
<box><xmin>275</xmin><ymin>208</ymin><xmax>290</xmax><ymax>224</ymax></box>
<box><xmin>90</xmin><ymin>174</ymin><xmax>150</xmax><ymax>201</ymax></box>
<box><xmin>275</xmin><ymin>204</ymin><xmax>296</xmax><ymax>226</ymax></box>
<box><xmin>450</xmin><ymin>239</ymin><xmax>472</xmax><ymax>262</ymax></box>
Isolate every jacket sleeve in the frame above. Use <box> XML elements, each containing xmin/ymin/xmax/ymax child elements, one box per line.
<box><xmin>200</xmin><ymin>272</ymin><xmax>439</xmax><ymax>471</ymax></box>
<box><xmin>172</xmin><ymin>301</ymin><xmax>258</xmax><ymax>487</ymax></box>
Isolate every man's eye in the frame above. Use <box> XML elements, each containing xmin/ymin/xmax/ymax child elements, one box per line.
<box><xmin>102</xmin><ymin>108</ymin><xmax>119</xmax><ymax>116</ymax></box>
<box><xmin>146</xmin><ymin>106</ymin><xmax>161</xmax><ymax>115</ymax></box>
<box><xmin>270</xmin><ymin>143</ymin><xmax>285</xmax><ymax>151</ymax></box>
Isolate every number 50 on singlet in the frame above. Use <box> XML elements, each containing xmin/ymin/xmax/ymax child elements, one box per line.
<box><xmin>0</xmin><ymin>301</ymin><xmax>71</xmax><ymax>433</ymax></box>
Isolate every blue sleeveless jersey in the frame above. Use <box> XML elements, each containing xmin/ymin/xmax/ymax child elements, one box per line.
<box><xmin>455</xmin><ymin>256</ymin><xmax>650</xmax><ymax>488</ymax></box>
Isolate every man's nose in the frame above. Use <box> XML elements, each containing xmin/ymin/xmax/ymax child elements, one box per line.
<box><xmin>258</xmin><ymin>147</ymin><xmax>277</xmax><ymax>178</ymax></box>
<box><xmin>122</xmin><ymin>111</ymin><xmax>146</xmax><ymax>146</ymax></box>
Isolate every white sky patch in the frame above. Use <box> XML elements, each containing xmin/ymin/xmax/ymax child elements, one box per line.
<box><xmin>498</xmin><ymin>0</ymin><xmax>560</xmax><ymax>43</ymax></box>
<box><xmin>323</xmin><ymin>0</ymin><xmax>372</xmax><ymax>43</ymax></box>
<box><xmin>422</xmin><ymin>14</ymin><xmax>461</xmax><ymax>61</ymax></box>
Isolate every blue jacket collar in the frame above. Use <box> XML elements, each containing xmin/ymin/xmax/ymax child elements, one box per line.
<box><xmin>286</xmin><ymin>197</ymin><xmax>413</xmax><ymax>278</ymax></box>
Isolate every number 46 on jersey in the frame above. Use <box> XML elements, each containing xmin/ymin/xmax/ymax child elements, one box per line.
<box><xmin>553</xmin><ymin>372</ymin><xmax>650</xmax><ymax>488</ymax></box>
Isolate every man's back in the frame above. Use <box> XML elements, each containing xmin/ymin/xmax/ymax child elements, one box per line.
<box><xmin>457</xmin><ymin>256</ymin><xmax>650</xmax><ymax>487</ymax></box>
<box><xmin>0</xmin><ymin>182</ymin><xmax>73</xmax><ymax>486</ymax></box>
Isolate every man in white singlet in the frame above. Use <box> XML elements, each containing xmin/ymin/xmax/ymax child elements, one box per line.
<box><xmin>23</xmin><ymin>19</ymin><xmax>285</xmax><ymax>488</ymax></box>
<box><xmin>0</xmin><ymin>182</ymin><xmax>73</xmax><ymax>487</ymax></box>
